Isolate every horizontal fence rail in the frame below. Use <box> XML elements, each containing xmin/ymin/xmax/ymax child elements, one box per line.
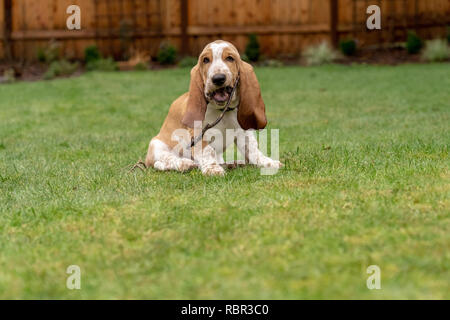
<box><xmin>1</xmin><ymin>0</ymin><xmax>449</xmax><ymax>61</ymax></box>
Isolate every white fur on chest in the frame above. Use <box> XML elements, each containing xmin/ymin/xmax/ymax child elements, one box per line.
<box><xmin>204</xmin><ymin>102</ymin><xmax>240</xmax><ymax>131</ymax></box>
<box><xmin>203</xmin><ymin>101</ymin><xmax>241</xmax><ymax>151</ymax></box>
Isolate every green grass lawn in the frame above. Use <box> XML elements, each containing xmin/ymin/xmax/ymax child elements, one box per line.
<box><xmin>0</xmin><ymin>64</ymin><xmax>449</xmax><ymax>299</ymax></box>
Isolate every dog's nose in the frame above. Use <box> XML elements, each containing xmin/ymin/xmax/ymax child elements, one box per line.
<box><xmin>212</xmin><ymin>73</ymin><xmax>226</xmax><ymax>86</ymax></box>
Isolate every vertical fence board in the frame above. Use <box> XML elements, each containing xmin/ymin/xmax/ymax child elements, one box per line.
<box><xmin>0</xmin><ymin>0</ymin><xmax>5</xmax><ymax>60</ymax></box>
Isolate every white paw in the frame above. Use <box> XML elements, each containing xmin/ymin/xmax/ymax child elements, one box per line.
<box><xmin>260</xmin><ymin>158</ymin><xmax>283</xmax><ymax>169</ymax></box>
<box><xmin>153</xmin><ymin>161</ymin><xmax>166</xmax><ymax>171</ymax></box>
<box><xmin>202</xmin><ymin>164</ymin><xmax>225</xmax><ymax>176</ymax></box>
<box><xmin>177</xmin><ymin>158</ymin><xmax>197</xmax><ymax>172</ymax></box>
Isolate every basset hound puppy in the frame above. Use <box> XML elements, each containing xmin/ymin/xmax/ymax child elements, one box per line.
<box><xmin>145</xmin><ymin>40</ymin><xmax>282</xmax><ymax>176</ymax></box>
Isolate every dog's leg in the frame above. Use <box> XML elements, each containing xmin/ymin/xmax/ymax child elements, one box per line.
<box><xmin>146</xmin><ymin>138</ymin><xmax>196</xmax><ymax>172</ymax></box>
<box><xmin>236</xmin><ymin>130</ymin><xmax>282</xmax><ymax>169</ymax></box>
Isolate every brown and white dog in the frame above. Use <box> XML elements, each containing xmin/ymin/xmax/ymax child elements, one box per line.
<box><xmin>145</xmin><ymin>40</ymin><xmax>282</xmax><ymax>176</ymax></box>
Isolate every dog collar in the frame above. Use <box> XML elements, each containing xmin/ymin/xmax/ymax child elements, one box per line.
<box><xmin>218</xmin><ymin>105</ymin><xmax>238</xmax><ymax>112</ymax></box>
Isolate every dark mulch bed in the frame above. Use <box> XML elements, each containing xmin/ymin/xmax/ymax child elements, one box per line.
<box><xmin>0</xmin><ymin>62</ymin><xmax>87</xmax><ymax>83</ymax></box>
<box><xmin>0</xmin><ymin>47</ymin><xmax>447</xmax><ymax>83</ymax></box>
<box><xmin>280</xmin><ymin>46</ymin><xmax>426</xmax><ymax>66</ymax></box>
<box><xmin>0</xmin><ymin>60</ymin><xmax>177</xmax><ymax>83</ymax></box>
<box><xmin>338</xmin><ymin>47</ymin><xmax>424</xmax><ymax>65</ymax></box>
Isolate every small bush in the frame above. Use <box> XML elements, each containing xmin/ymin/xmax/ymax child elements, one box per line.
<box><xmin>406</xmin><ymin>31</ymin><xmax>423</xmax><ymax>54</ymax></box>
<box><xmin>245</xmin><ymin>34</ymin><xmax>261</xmax><ymax>62</ymax></box>
<box><xmin>178</xmin><ymin>56</ymin><xmax>198</xmax><ymax>68</ymax></box>
<box><xmin>421</xmin><ymin>39</ymin><xmax>449</xmax><ymax>62</ymax></box>
<box><xmin>43</xmin><ymin>69</ymin><xmax>56</xmax><ymax>80</ymax></box>
<box><xmin>240</xmin><ymin>54</ymin><xmax>250</xmax><ymax>63</ymax></box>
<box><xmin>37</xmin><ymin>49</ymin><xmax>47</xmax><ymax>63</ymax></box>
<box><xmin>303</xmin><ymin>42</ymin><xmax>338</xmax><ymax>66</ymax></box>
<box><xmin>43</xmin><ymin>60</ymin><xmax>79</xmax><ymax>80</ymax></box>
<box><xmin>86</xmin><ymin>58</ymin><xmax>118</xmax><ymax>71</ymax></box>
<box><xmin>84</xmin><ymin>45</ymin><xmax>101</xmax><ymax>64</ymax></box>
<box><xmin>157</xmin><ymin>43</ymin><xmax>177</xmax><ymax>65</ymax></box>
<box><xmin>339</xmin><ymin>39</ymin><xmax>357</xmax><ymax>56</ymax></box>
<box><xmin>2</xmin><ymin>68</ymin><xmax>16</xmax><ymax>83</ymax></box>
<box><xmin>447</xmin><ymin>26</ymin><xmax>450</xmax><ymax>44</ymax></box>
<box><xmin>133</xmin><ymin>62</ymin><xmax>148</xmax><ymax>71</ymax></box>
<box><xmin>260</xmin><ymin>59</ymin><xmax>284</xmax><ymax>68</ymax></box>
<box><xmin>36</xmin><ymin>40</ymin><xmax>60</xmax><ymax>63</ymax></box>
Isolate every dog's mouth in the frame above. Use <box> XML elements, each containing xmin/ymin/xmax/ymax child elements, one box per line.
<box><xmin>209</xmin><ymin>86</ymin><xmax>233</xmax><ymax>104</ymax></box>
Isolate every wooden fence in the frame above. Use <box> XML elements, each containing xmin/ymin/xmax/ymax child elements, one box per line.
<box><xmin>1</xmin><ymin>0</ymin><xmax>449</xmax><ymax>61</ymax></box>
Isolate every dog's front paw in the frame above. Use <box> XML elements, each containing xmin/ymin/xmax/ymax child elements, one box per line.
<box><xmin>202</xmin><ymin>164</ymin><xmax>225</xmax><ymax>176</ymax></box>
<box><xmin>259</xmin><ymin>158</ymin><xmax>283</xmax><ymax>169</ymax></box>
<box><xmin>153</xmin><ymin>161</ymin><xmax>166</xmax><ymax>171</ymax></box>
<box><xmin>177</xmin><ymin>158</ymin><xmax>197</xmax><ymax>172</ymax></box>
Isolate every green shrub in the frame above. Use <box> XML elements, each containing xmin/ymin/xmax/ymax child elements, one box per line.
<box><xmin>36</xmin><ymin>41</ymin><xmax>60</xmax><ymax>63</ymax></box>
<box><xmin>421</xmin><ymin>39</ymin><xmax>449</xmax><ymax>62</ymax></box>
<box><xmin>86</xmin><ymin>58</ymin><xmax>118</xmax><ymax>71</ymax></box>
<box><xmin>133</xmin><ymin>62</ymin><xmax>148</xmax><ymax>71</ymax></box>
<box><xmin>43</xmin><ymin>69</ymin><xmax>56</xmax><ymax>80</ymax></box>
<box><xmin>84</xmin><ymin>45</ymin><xmax>101</xmax><ymax>64</ymax></box>
<box><xmin>240</xmin><ymin>54</ymin><xmax>250</xmax><ymax>63</ymax></box>
<box><xmin>339</xmin><ymin>39</ymin><xmax>357</xmax><ymax>56</ymax></box>
<box><xmin>303</xmin><ymin>42</ymin><xmax>338</xmax><ymax>66</ymax></box>
<box><xmin>245</xmin><ymin>34</ymin><xmax>261</xmax><ymax>62</ymax></box>
<box><xmin>2</xmin><ymin>68</ymin><xmax>16</xmax><ymax>83</ymax></box>
<box><xmin>43</xmin><ymin>60</ymin><xmax>79</xmax><ymax>80</ymax></box>
<box><xmin>157</xmin><ymin>43</ymin><xmax>177</xmax><ymax>65</ymax></box>
<box><xmin>260</xmin><ymin>59</ymin><xmax>284</xmax><ymax>67</ymax></box>
<box><xmin>178</xmin><ymin>56</ymin><xmax>198</xmax><ymax>68</ymax></box>
<box><xmin>37</xmin><ymin>49</ymin><xmax>47</xmax><ymax>63</ymax></box>
<box><xmin>406</xmin><ymin>31</ymin><xmax>423</xmax><ymax>54</ymax></box>
<box><xmin>447</xmin><ymin>26</ymin><xmax>450</xmax><ymax>44</ymax></box>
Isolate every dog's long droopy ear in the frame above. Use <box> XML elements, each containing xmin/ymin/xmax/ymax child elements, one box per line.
<box><xmin>237</xmin><ymin>61</ymin><xmax>267</xmax><ymax>130</ymax></box>
<box><xmin>182</xmin><ymin>64</ymin><xmax>207</xmax><ymax>128</ymax></box>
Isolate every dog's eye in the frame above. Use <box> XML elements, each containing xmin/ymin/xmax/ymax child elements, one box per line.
<box><xmin>203</xmin><ymin>57</ymin><xmax>210</xmax><ymax>64</ymax></box>
<box><xmin>226</xmin><ymin>56</ymin><xmax>234</xmax><ymax>62</ymax></box>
